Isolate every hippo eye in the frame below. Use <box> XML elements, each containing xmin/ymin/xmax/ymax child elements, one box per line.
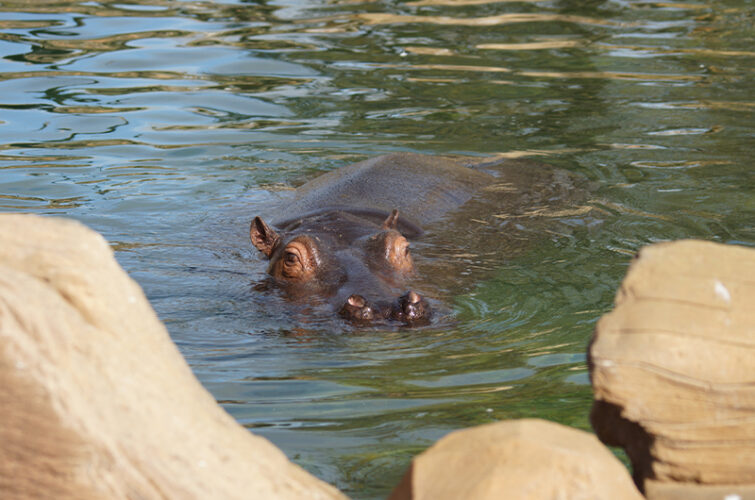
<box><xmin>367</xmin><ymin>231</ymin><xmax>414</xmax><ymax>274</ymax></box>
<box><xmin>387</xmin><ymin>234</ymin><xmax>413</xmax><ymax>272</ymax></box>
<box><xmin>284</xmin><ymin>252</ymin><xmax>299</xmax><ymax>265</ymax></box>
<box><xmin>397</xmin><ymin>239</ymin><xmax>410</xmax><ymax>258</ymax></box>
<box><xmin>273</xmin><ymin>239</ymin><xmax>317</xmax><ymax>282</ymax></box>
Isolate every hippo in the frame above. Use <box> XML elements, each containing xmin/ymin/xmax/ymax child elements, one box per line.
<box><xmin>250</xmin><ymin>152</ymin><xmax>590</xmax><ymax>326</ymax></box>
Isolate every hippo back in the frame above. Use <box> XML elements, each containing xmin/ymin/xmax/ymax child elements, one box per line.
<box><xmin>274</xmin><ymin>153</ymin><xmax>494</xmax><ymax>231</ymax></box>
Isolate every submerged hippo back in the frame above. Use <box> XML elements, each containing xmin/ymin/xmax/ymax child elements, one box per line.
<box><xmin>275</xmin><ymin>153</ymin><xmax>494</xmax><ymax>230</ymax></box>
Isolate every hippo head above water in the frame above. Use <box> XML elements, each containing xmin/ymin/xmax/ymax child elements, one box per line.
<box><xmin>250</xmin><ymin>208</ymin><xmax>432</xmax><ymax>326</ymax></box>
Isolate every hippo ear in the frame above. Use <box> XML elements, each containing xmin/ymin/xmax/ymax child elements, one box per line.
<box><xmin>250</xmin><ymin>216</ymin><xmax>280</xmax><ymax>258</ymax></box>
<box><xmin>381</xmin><ymin>209</ymin><xmax>400</xmax><ymax>230</ymax></box>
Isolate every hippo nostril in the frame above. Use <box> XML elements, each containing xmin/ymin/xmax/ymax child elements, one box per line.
<box><xmin>347</xmin><ymin>294</ymin><xmax>367</xmax><ymax>308</ymax></box>
<box><xmin>340</xmin><ymin>294</ymin><xmax>375</xmax><ymax>322</ymax></box>
<box><xmin>391</xmin><ymin>290</ymin><xmax>431</xmax><ymax>325</ymax></box>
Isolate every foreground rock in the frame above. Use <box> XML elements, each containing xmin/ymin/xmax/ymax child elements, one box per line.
<box><xmin>0</xmin><ymin>214</ymin><xmax>345</xmax><ymax>500</ymax></box>
<box><xmin>590</xmin><ymin>240</ymin><xmax>755</xmax><ymax>496</ymax></box>
<box><xmin>389</xmin><ymin>418</ymin><xmax>642</xmax><ymax>500</ymax></box>
<box><xmin>644</xmin><ymin>480</ymin><xmax>755</xmax><ymax>500</ymax></box>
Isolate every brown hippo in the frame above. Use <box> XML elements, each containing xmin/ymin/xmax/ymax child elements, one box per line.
<box><xmin>250</xmin><ymin>152</ymin><xmax>589</xmax><ymax>326</ymax></box>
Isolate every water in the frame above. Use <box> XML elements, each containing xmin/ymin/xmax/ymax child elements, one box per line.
<box><xmin>1</xmin><ymin>0</ymin><xmax>753</xmax><ymax>497</ymax></box>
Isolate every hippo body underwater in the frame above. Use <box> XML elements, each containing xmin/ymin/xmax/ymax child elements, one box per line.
<box><xmin>250</xmin><ymin>152</ymin><xmax>588</xmax><ymax>326</ymax></box>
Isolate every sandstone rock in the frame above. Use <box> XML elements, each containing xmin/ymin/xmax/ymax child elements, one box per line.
<box><xmin>589</xmin><ymin>240</ymin><xmax>755</xmax><ymax>491</ymax></box>
<box><xmin>389</xmin><ymin>418</ymin><xmax>643</xmax><ymax>500</ymax></box>
<box><xmin>0</xmin><ymin>214</ymin><xmax>345</xmax><ymax>500</ymax></box>
<box><xmin>644</xmin><ymin>479</ymin><xmax>755</xmax><ymax>500</ymax></box>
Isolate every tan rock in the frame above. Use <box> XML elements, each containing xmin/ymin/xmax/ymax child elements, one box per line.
<box><xmin>645</xmin><ymin>479</ymin><xmax>755</xmax><ymax>500</ymax></box>
<box><xmin>0</xmin><ymin>214</ymin><xmax>346</xmax><ymax>500</ymax></box>
<box><xmin>589</xmin><ymin>240</ymin><xmax>755</xmax><ymax>489</ymax></box>
<box><xmin>389</xmin><ymin>418</ymin><xmax>643</xmax><ymax>500</ymax></box>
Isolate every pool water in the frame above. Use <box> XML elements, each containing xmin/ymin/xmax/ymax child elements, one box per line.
<box><xmin>1</xmin><ymin>0</ymin><xmax>752</xmax><ymax>497</ymax></box>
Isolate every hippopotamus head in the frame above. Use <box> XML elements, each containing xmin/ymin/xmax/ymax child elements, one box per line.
<box><xmin>250</xmin><ymin>209</ymin><xmax>431</xmax><ymax>325</ymax></box>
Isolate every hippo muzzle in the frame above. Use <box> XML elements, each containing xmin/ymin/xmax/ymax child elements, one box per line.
<box><xmin>250</xmin><ymin>209</ymin><xmax>432</xmax><ymax>326</ymax></box>
<box><xmin>339</xmin><ymin>290</ymin><xmax>431</xmax><ymax>326</ymax></box>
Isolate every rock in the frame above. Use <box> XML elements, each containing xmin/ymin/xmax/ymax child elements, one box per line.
<box><xmin>644</xmin><ymin>480</ymin><xmax>755</xmax><ymax>500</ymax></box>
<box><xmin>589</xmin><ymin>240</ymin><xmax>755</xmax><ymax>492</ymax></box>
<box><xmin>0</xmin><ymin>214</ymin><xmax>345</xmax><ymax>500</ymax></box>
<box><xmin>388</xmin><ymin>418</ymin><xmax>643</xmax><ymax>500</ymax></box>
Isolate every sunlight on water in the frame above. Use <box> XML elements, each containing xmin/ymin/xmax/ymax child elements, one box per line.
<box><xmin>0</xmin><ymin>0</ymin><xmax>753</xmax><ymax>497</ymax></box>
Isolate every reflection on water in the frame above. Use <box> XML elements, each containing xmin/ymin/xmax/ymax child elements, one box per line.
<box><xmin>355</xmin><ymin>12</ymin><xmax>617</xmax><ymax>27</ymax></box>
<box><xmin>1</xmin><ymin>0</ymin><xmax>753</xmax><ymax>497</ymax></box>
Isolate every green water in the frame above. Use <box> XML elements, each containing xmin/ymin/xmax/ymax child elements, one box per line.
<box><xmin>1</xmin><ymin>0</ymin><xmax>752</xmax><ymax>497</ymax></box>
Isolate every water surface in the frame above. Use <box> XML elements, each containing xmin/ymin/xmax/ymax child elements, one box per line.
<box><xmin>1</xmin><ymin>0</ymin><xmax>753</xmax><ymax>497</ymax></box>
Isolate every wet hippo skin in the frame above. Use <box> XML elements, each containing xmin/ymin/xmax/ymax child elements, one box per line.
<box><xmin>250</xmin><ymin>152</ymin><xmax>588</xmax><ymax>326</ymax></box>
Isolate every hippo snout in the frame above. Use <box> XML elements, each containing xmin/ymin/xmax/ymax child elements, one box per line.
<box><xmin>338</xmin><ymin>291</ymin><xmax>431</xmax><ymax>325</ymax></box>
